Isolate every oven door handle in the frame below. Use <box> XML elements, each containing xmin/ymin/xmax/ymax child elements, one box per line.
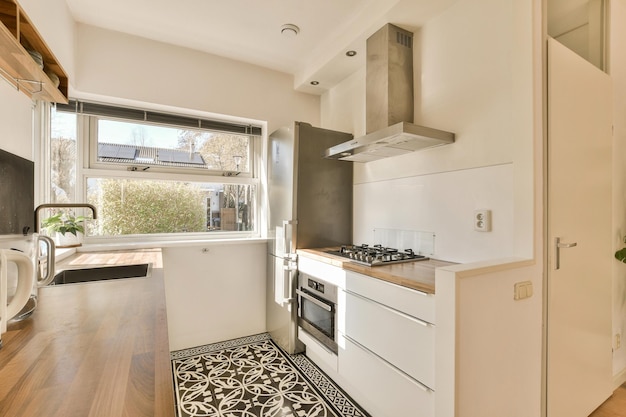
<box><xmin>296</xmin><ymin>289</ymin><xmax>332</xmax><ymax>312</ymax></box>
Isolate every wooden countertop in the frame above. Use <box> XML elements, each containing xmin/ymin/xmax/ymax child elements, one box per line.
<box><xmin>297</xmin><ymin>248</ymin><xmax>456</xmax><ymax>294</ymax></box>
<box><xmin>0</xmin><ymin>249</ymin><xmax>175</xmax><ymax>417</ymax></box>
<box><xmin>55</xmin><ymin>248</ymin><xmax>164</xmax><ymax>271</ymax></box>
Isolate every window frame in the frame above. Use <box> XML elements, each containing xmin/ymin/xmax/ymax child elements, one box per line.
<box><xmin>42</xmin><ymin>101</ymin><xmax>265</xmax><ymax>242</ymax></box>
<box><xmin>87</xmin><ymin>116</ymin><xmax>256</xmax><ymax>177</ymax></box>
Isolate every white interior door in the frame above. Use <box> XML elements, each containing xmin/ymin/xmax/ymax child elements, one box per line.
<box><xmin>547</xmin><ymin>38</ymin><xmax>613</xmax><ymax>417</ymax></box>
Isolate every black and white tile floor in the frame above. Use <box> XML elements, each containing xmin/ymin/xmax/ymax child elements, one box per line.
<box><xmin>171</xmin><ymin>333</ymin><xmax>370</xmax><ymax>417</ymax></box>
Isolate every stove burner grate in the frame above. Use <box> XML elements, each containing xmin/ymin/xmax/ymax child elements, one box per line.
<box><xmin>326</xmin><ymin>244</ymin><xmax>429</xmax><ymax>266</ymax></box>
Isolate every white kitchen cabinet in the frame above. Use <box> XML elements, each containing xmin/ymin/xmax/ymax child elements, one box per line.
<box><xmin>344</xmin><ymin>289</ymin><xmax>435</xmax><ymax>389</ymax></box>
<box><xmin>338</xmin><ymin>269</ymin><xmax>436</xmax><ymax>417</ymax></box>
<box><xmin>296</xmin><ymin>255</ymin><xmax>437</xmax><ymax>417</ymax></box>
<box><xmin>162</xmin><ymin>243</ymin><xmax>267</xmax><ymax>351</ymax></box>
<box><xmin>339</xmin><ymin>334</ymin><xmax>434</xmax><ymax>417</ymax></box>
<box><xmin>345</xmin><ymin>270</ymin><xmax>435</xmax><ymax>323</ymax></box>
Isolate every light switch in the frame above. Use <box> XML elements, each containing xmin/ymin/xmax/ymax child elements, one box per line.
<box><xmin>514</xmin><ymin>281</ymin><xmax>533</xmax><ymax>300</ymax></box>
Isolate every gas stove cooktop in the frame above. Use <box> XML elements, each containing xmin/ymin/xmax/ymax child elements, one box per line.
<box><xmin>326</xmin><ymin>244</ymin><xmax>429</xmax><ymax>266</ymax></box>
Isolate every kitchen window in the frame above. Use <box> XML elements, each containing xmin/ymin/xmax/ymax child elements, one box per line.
<box><xmin>42</xmin><ymin>101</ymin><xmax>263</xmax><ymax>239</ymax></box>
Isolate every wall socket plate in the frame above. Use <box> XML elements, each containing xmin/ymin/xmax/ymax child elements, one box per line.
<box><xmin>514</xmin><ymin>281</ymin><xmax>533</xmax><ymax>300</ymax></box>
<box><xmin>474</xmin><ymin>209</ymin><xmax>492</xmax><ymax>232</ymax></box>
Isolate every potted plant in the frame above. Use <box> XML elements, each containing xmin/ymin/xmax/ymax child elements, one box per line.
<box><xmin>41</xmin><ymin>211</ymin><xmax>86</xmax><ymax>248</ymax></box>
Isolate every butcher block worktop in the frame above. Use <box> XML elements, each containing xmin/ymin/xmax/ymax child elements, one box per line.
<box><xmin>297</xmin><ymin>248</ymin><xmax>455</xmax><ymax>294</ymax></box>
<box><xmin>0</xmin><ymin>249</ymin><xmax>175</xmax><ymax>417</ymax></box>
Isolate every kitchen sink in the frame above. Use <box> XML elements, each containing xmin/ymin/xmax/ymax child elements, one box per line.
<box><xmin>50</xmin><ymin>263</ymin><xmax>151</xmax><ymax>285</ymax></box>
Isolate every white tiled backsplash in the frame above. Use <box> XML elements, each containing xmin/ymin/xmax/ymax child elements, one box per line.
<box><xmin>353</xmin><ymin>163</ymin><xmax>514</xmax><ymax>263</ymax></box>
<box><xmin>371</xmin><ymin>228</ymin><xmax>436</xmax><ymax>256</ymax></box>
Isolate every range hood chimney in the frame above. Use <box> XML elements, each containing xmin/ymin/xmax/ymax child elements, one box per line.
<box><xmin>325</xmin><ymin>24</ymin><xmax>455</xmax><ymax>162</ymax></box>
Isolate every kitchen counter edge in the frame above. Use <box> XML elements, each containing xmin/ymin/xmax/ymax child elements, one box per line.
<box><xmin>297</xmin><ymin>248</ymin><xmax>456</xmax><ymax>294</ymax></box>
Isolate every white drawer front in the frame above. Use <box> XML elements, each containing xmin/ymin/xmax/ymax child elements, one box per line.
<box><xmin>344</xmin><ymin>290</ymin><xmax>435</xmax><ymax>389</ymax></box>
<box><xmin>346</xmin><ymin>270</ymin><xmax>435</xmax><ymax>324</ymax></box>
<box><xmin>339</xmin><ymin>335</ymin><xmax>434</xmax><ymax>417</ymax></box>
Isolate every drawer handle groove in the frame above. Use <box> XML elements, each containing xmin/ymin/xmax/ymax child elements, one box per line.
<box><xmin>343</xmin><ymin>334</ymin><xmax>433</xmax><ymax>392</ymax></box>
<box><xmin>345</xmin><ymin>290</ymin><xmax>432</xmax><ymax>327</ymax></box>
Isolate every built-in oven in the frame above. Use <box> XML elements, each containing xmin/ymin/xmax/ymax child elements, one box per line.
<box><xmin>296</xmin><ymin>272</ymin><xmax>338</xmax><ymax>354</ymax></box>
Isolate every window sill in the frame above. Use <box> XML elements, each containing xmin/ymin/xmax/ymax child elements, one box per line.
<box><xmin>74</xmin><ymin>237</ymin><xmax>268</xmax><ymax>252</ymax></box>
<box><xmin>54</xmin><ymin>247</ymin><xmax>78</xmax><ymax>262</ymax></box>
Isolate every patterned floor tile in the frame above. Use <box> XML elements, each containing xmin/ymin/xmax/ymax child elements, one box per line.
<box><xmin>171</xmin><ymin>334</ymin><xmax>369</xmax><ymax>417</ymax></box>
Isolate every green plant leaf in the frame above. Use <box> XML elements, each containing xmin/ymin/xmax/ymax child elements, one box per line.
<box><xmin>615</xmin><ymin>247</ymin><xmax>626</xmax><ymax>263</ymax></box>
<box><xmin>41</xmin><ymin>211</ymin><xmax>86</xmax><ymax>236</ymax></box>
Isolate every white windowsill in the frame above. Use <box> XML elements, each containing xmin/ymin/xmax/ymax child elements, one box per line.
<box><xmin>54</xmin><ymin>247</ymin><xmax>78</xmax><ymax>262</ymax></box>
<box><xmin>73</xmin><ymin>237</ymin><xmax>268</xmax><ymax>253</ymax></box>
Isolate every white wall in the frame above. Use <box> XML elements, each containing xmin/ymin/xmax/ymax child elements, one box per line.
<box><xmin>162</xmin><ymin>242</ymin><xmax>266</xmax><ymax>351</ymax></box>
<box><xmin>321</xmin><ymin>0</ymin><xmax>536</xmax><ymax>263</ymax></box>
<box><xmin>321</xmin><ymin>68</ymin><xmax>365</xmax><ymax>137</ymax></box>
<box><xmin>610</xmin><ymin>0</ymin><xmax>626</xmax><ymax>381</ymax></box>
<box><xmin>354</xmin><ymin>164</ymin><xmax>515</xmax><ymax>263</ymax></box>
<box><xmin>74</xmin><ymin>24</ymin><xmax>320</xmax><ymax>134</ymax></box>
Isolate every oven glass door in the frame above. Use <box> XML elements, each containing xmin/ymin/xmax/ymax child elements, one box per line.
<box><xmin>298</xmin><ymin>288</ymin><xmax>335</xmax><ymax>341</ymax></box>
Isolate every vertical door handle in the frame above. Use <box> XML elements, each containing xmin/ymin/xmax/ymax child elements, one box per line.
<box><xmin>282</xmin><ymin>220</ymin><xmax>297</xmax><ymax>257</ymax></box>
<box><xmin>282</xmin><ymin>260</ymin><xmax>296</xmax><ymax>304</ymax></box>
<box><xmin>282</xmin><ymin>220</ymin><xmax>291</xmax><ymax>254</ymax></box>
<box><xmin>554</xmin><ymin>237</ymin><xmax>577</xmax><ymax>270</ymax></box>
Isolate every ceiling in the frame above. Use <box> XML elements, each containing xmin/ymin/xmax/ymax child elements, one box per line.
<box><xmin>64</xmin><ymin>0</ymin><xmax>457</xmax><ymax>94</ymax></box>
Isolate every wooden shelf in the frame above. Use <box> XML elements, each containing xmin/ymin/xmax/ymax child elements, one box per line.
<box><xmin>0</xmin><ymin>0</ymin><xmax>68</xmax><ymax>103</ymax></box>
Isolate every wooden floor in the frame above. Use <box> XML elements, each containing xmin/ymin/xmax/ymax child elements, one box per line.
<box><xmin>589</xmin><ymin>383</ymin><xmax>626</xmax><ymax>417</ymax></box>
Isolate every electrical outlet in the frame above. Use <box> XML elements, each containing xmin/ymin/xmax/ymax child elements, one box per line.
<box><xmin>617</xmin><ymin>334</ymin><xmax>622</xmax><ymax>350</ymax></box>
<box><xmin>474</xmin><ymin>209</ymin><xmax>492</xmax><ymax>232</ymax></box>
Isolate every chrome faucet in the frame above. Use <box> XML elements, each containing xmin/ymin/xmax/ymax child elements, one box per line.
<box><xmin>34</xmin><ymin>203</ymin><xmax>98</xmax><ymax>233</ymax></box>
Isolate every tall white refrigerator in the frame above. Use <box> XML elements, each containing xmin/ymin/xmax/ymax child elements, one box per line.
<box><xmin>266</xmin><ymin>122</ymin><xmax>353</xmax><ymax>354</ymax></box>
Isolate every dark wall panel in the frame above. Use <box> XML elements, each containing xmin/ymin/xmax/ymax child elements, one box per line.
<box><xmin>0</xmin><ymin>149</ymin><xmax>34</xmax><ymax>235</ymax></box>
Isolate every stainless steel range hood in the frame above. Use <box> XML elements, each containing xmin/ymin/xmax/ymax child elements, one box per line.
<box><xmin>324</xmin><ymin>122</ymin><xmax>454</xmax><ymax>163</ymax></box>
<box><xmin>325</xmin><ymin>24</ymin><xmax>455</xmax><ymax>162</ymax></box>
